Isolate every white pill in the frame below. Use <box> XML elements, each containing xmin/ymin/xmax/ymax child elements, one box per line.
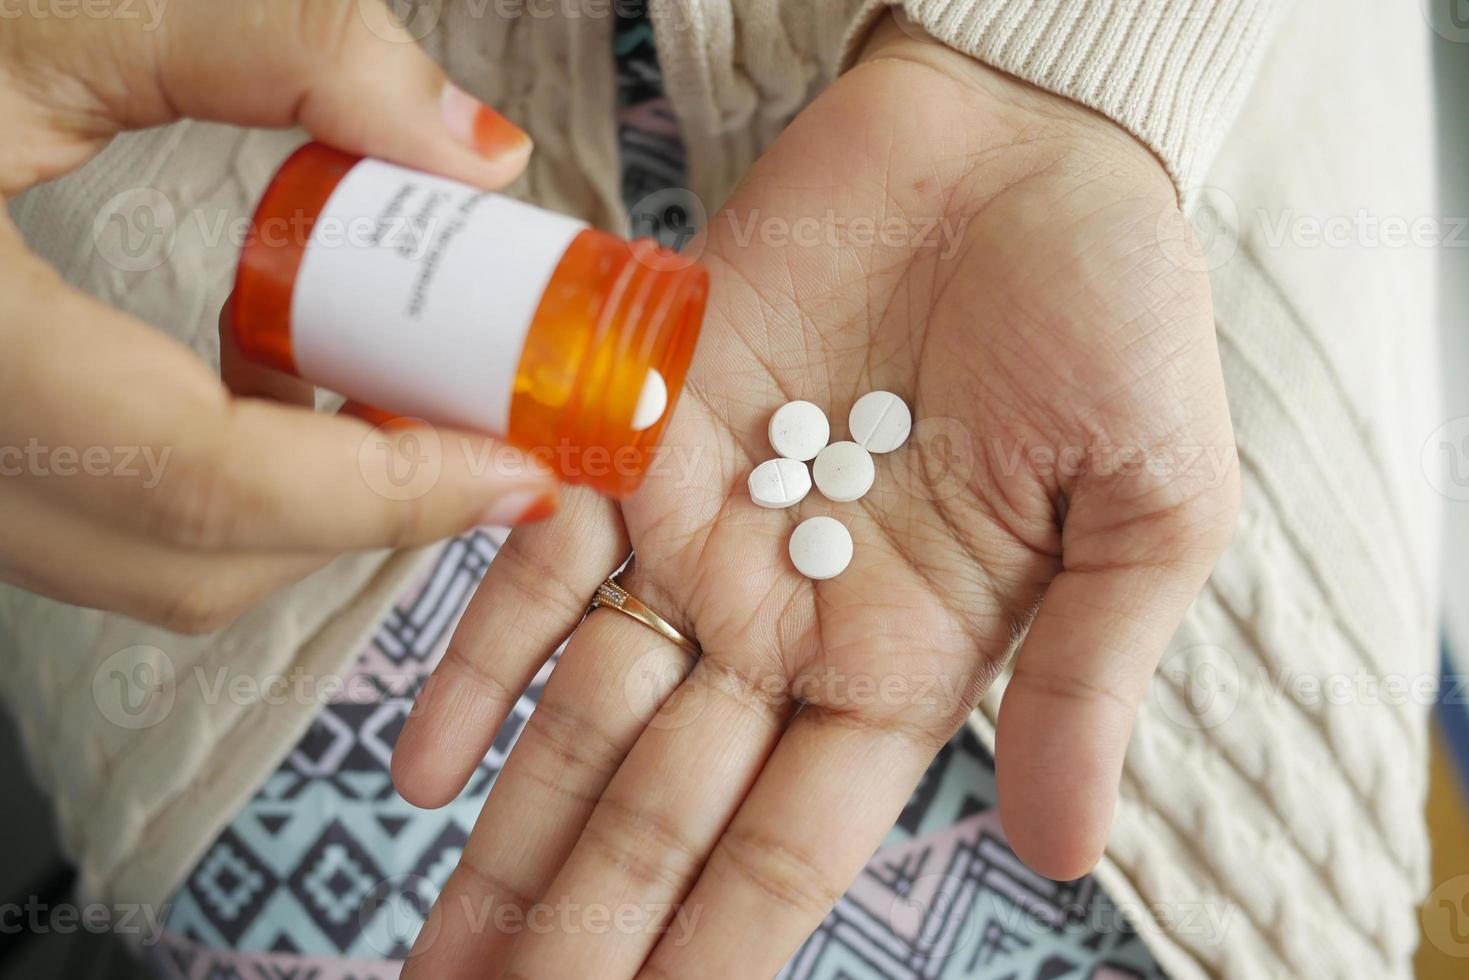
<box><xmin>812</xmin><ymin>441</ymin><xmax>875</xmax><ymax>502</ymax></box>
<box><xmin>631</xmin><ymin>369</ymin><xmax>668</xmax><ymax>431</ymax></box>
<box><xmin>768</xmin><ymin>400</ymin><xmax>830</xmax><ymax>462</ymax></box>
<box><xmin>788</xmin><ymin>516</ymin><xmax>853</xmax><ymax>580</ymax></box>
<box><xmin>848</xmin><ymin>390</ymin><xmax>912</xmax><ymax>453</ymax></box>
<box><xmin>747</xmin><ymin>458</ymin><xmax>812</xmax><ymax>509</ymax></box>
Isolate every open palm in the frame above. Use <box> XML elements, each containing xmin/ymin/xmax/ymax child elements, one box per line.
<box><xmin>393</xmin><ymin>19</ymin><xmax>1238</xmax><ymax>978</ymax></box>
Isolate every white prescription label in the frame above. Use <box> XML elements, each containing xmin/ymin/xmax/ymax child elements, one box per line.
<box><xmin>290</xmin><ymin>158</ymin><xmax>588</xmax><ymax>435</ymax></box>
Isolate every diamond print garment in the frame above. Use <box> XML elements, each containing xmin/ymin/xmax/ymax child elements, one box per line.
<box><xmin>145</xmin><ymin>6</ymin><xmax>1170</xmax><ymax>977</ymax></box>
<box><xmin>147</xmin><ymin>530</ymin><xmax>549</xmax><ymax>978</ymax></box>
<box><xmin>147</xmin><ymin>529</ymin><xmax>1168</xmax><ymax>980</ymax></box>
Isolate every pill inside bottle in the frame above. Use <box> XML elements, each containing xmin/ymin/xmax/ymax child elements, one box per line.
<box><xmin>632</xmin><ymin>370</ymin><xmax>668</xmax><ymax>432</ymax></box>
<box><xmin>231</xmin><ymin>143</ymin><xmax>707</xmax><ymax>497</ymax></box>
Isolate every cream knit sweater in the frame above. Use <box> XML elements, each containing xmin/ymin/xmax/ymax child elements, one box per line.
<box><xmin>3</xmin><ymin>2</ymin><xmax>1440</xmax><ymax>978</ymax></box>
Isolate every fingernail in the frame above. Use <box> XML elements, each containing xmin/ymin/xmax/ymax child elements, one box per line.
<box><xmin>440</xmin><ymin>82</ymin><xmax>533</xmax><ymax>162</ymax></box>
<box><xmin>476</xmin><ymin>488</ymin><xmax>558</xmax><ymax>528</ymax></box>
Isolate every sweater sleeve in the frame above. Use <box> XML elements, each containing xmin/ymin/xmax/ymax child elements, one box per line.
<box><xmin>650</xmin><ymin>0</ymin><xmax>1288</xmax><ymax>209</ymax></box>
<box><xmin>846</xmin><ymin>0</ymin><xmax>1288</xmax><ymax>197</ymax></box>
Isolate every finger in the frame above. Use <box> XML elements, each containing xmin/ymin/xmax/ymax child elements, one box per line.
<box><xmin>8</xmin><ymin>0</ymin><xmax>531</xmax><ymax>193</ymax></box>
<box><xmin>218</xmin><ymin>295</ymin><xmax>314</xmax><ymax>406</ymax></box>
<box><xmin>0</xmin><ymin>482</ymin><xmax>325</xmax><ymax>633</ymax></box>
<box><xmin>995</xmin><ymin>560</ymin><xmax>1212</xmax><ymax>880</ymax></box>
<box><xmin>500</xmin><ymin>648</ymin><xmax>793</xmax><ymax>978</ymax></box>
<box><xmin>392</xmin><ymin>488</ymin><xmax>625</xmax><ymax>807</ymax></box>
<box><xmin>193</xmin><ymin>398</ymin><xmax>561</xmax><ymax>549</ymax></box>
<box><xmin>643</xmin><ymin>708</ymin><xmax>943</xmax><ymax>977</ymax></box>
<box><xmin>401</xmin><ymin>585</ymin><xmax>694</xmax><ymax>978</ymax></box>
<box><xmin>2</xmin><ymin>257</ymin><xmax>561</xmax><ymax>552</ymax></box>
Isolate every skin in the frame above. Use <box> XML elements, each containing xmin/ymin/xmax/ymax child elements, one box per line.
<box><xmin>391</xmin><ymin>13</ymin><xmax>1240</xmax><ymax>980</ymax></box>
<box><xmin>0</xmin><ymin>0</ymin><xmax>554</xmax><ymax>632</ymax></box>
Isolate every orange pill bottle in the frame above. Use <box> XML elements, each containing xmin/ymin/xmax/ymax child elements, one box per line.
<box><xmin>231</xmin><ymin>143</ymin><xmax>707</xmax><ymax>497</ymax></box>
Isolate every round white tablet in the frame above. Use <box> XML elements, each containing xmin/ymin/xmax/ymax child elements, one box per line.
<box><xmin>848</xmin><ymin>390</ymin><xmax>912</xmax><ymax>453</ymax></box>
<box><xmin>747</xmin><ymin>458</ymin><xmax>812</xmax><ymax>509</ymax></box>
<box><xmin>631</xmin><ymin>369</ymin><xmax>668</xmax><ymax>431</ymax></box>
<box><xmin>768</xmin><ymin>400</ymin><xmax>830</xmax><ymax>462</ymax></box>
<box><xmin>812</xmin><ymin>441</ymin><xmax>875</xmax><ymax>503</ymax></box>
<box><xmin>788</xmin><ymin>516</ymin><xmax>853</xmax><ymax>580</ymax></box>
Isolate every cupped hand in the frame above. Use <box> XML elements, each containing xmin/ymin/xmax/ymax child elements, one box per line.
<box><xmin>393</xmin><ymin>14</ymin><xmax>1238</xmax><ymax>977</ymax></box>
<box><xmin>0</xmin><ymin>0</ymin><xmax>555</xmax><ymax>632</ymax></box>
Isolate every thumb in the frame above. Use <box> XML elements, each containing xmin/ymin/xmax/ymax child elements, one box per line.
<box><xmin>7</xmin><ymin>0</ymin><xmax>530</xmax><ymax>190</ymax></box>
<box><xmin>996</xmin><ymin>451</ymin><xmax>1240</xmax><ymax>881</ymax></box>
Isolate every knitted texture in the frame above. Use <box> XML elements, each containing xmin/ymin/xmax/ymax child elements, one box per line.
<box><xmin>652</xmin><ymin>0</ymin><xmax>1284</xmax><ymax>214</ymax></box>
<box><xmin>875</xmin><ymin>0</ymin><xmax>1285</xmax><ymax>203</ymax></box>
<box><xmin>954</xmin><ymin>3</ymin><xmax>1441</xmax><ymax>977</ymax></box>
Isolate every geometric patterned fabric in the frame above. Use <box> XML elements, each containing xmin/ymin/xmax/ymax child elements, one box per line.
<box><xmin>148</xmin><ymin>530</ymin><xmax>1167</xmax><ymax>979</ymax></box>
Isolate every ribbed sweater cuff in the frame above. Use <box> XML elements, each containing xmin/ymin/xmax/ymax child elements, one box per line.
<box><xmin>846</xmin><ymin>0</ymin><xmax>1284</xmax><ymax>200</ymax></box>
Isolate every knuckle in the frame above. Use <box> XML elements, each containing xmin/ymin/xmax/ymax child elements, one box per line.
<box><xmin>296</xmin><ymin>0</ymin><xmax>366</xmax><ymax>64</ymax></box>
<box><xmin>694</xmin><ymin>654</ymin><xmax>788</xmax><ymax>719</ymax></box>
<box><xmin>582</xmin><ymin>797</ymin><xmax>702</xmax><ymax>889</ymax></box>
<box><xmin>438</xmin><ymin>642</ymin><xmax>518</xmax><ymax>709</ymax></box>
<box><xmin>453</xmin><ymin>856</ymin><xmax>536</xmax><ymax>913</ymax></box>
<box><xmin>150</xmin><ymin>576</ymin><xmax>248</xmax><ymax>635</ymax></box>
<box><xmin>384</xmin><ymin>489</ymin><xmax>431</xmax><ymax>549</ymax></box>
<box><xmin>714</xmin><ymin>829</ymin><xmax>839</xmax><ymax>918</ymax></box>
<box><xmin>493</xmin><ymin>538</ymin><xmax>595</xmax><ymax>620</ymax></box>
<box><xmin>806</xmin><ymin>701</ymin><xmax>955</xmax><ymax>754</ymax></box>
<box><xmin>521</xmin><ymin>699</ymin><xmax>623</xmax><ymax>778</ymax></box>
<box><xmin>1012</xmin><ymin>664</ymin><xmax>1131</xmax><ymax>713</ymax></box>
<box><xmin>1162</xmin><ymin>461</ymin><xmax>1241</xmax><ymax>558</ymax></box>
<box><xmin>146</xmin><ymin>455</ymin><xmax>259</xmax><ymax>550</ymax></box>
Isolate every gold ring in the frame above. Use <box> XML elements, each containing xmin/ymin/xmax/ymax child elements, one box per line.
<box><xmin>588</xmin><ymin>577</ymin><xmax>701</xmax><ymax>657</ymax></box>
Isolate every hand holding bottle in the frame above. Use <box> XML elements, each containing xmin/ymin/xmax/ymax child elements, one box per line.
<box><xmin>0</xmin><ymin>0</ymin><xmax>557</xmax><ymax>631</ymax></box>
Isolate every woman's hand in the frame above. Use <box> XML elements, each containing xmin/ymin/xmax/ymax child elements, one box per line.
<box><xmin>0</xmin><ymin>0</ymin><xmax>557</xmax><ymax>631</ymax></box>
<box><xmin>393</xmin><ymin>14</ymin><xmax>1239</xmax><ymax>977</ymax></box>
